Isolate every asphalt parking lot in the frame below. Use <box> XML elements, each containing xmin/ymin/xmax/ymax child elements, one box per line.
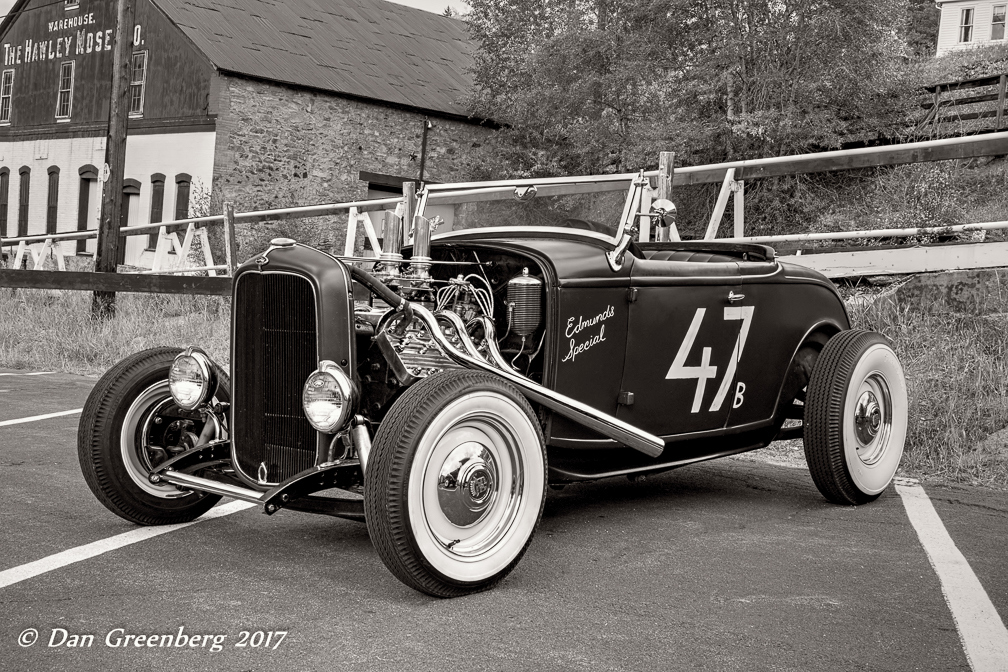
<box><xmin>2</xmin><ymin>370</ymin><xmax>1007</xmax><ymax>671</ymax></box>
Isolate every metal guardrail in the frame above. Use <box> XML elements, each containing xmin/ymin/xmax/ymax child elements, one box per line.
<box><xmin>3</xmin><ymin>132</ymin><xmax>1008</xmax><ymax>290</ymax></box>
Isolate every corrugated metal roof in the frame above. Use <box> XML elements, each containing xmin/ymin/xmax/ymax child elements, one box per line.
<box><xmin>151</xmin><ymin>0</ymin><xmax>476</xmax><ymax>118</ymax></box>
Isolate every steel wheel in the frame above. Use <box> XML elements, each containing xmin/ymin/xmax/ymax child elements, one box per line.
<box><xmin>120</xmin><ymin>381</ymin><xmax>223</xmax><ymax>498</ymax></box>
<box><xmin>804</xmin><ymin>330</ymin><xmax>908</xmax><ymax>505</ymax></box>
<box><xmin>365</xmin><ymin>370</ymin><xmax>546</xmax><ymax>597</ymax></box>
<box><xmin>78</xmin><ymin>348</ymin><xmax>227</xmax><ymax>525</ymax></box>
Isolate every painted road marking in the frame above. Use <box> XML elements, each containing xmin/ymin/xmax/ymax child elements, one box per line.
<box><xmin>895</xmin><ymin>478</ymin><xmax>1008</xmax><ymax>672</ymax></box>
<box><xmin>0</xmin><ymin>371</ymin><xmax>55</xmax><ymax>377</ymax></box>
<box><xmin>0</xmin><ymin>409</ymin><xmax>83</xmax><ymax>427</ymax></box>
<box><xmin>0</xmin><ymin>501</ymin><xmax>256</xmax><ymax>589</ymax></box>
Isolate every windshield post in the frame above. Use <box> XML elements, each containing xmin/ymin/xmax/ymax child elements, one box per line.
<box><xmin>607</xmin><ymin>172</ymin><xmax>647</xmax><ymax>271</ymax></box>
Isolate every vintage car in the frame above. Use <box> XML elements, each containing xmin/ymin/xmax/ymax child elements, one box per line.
<box><xmin>78</xmin><ymin>172</ymin><xmax>907</xmax><ymax>598</ymax></box>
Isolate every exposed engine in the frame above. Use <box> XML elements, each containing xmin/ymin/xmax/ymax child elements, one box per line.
<box><xmin>351</xmin><ymin>211</ymin><xmax>548</xmax><ymax>421</ymax></box>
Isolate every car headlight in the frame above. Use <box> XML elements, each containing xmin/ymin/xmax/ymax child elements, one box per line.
<box><xmin>168</xmin><ymin>348</ymin><xmax>218</xmax><ymax>410</ymax></box>
<box><xmin>302</xmin><ymin>361</ymin><xmax>356</xmax><ymax>434</ymax></box>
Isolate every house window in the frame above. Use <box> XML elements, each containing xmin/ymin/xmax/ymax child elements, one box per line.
<box><xmin>55</xmin><ymin>61</ymin><xmax>74</xmax><ymax>119</ymax></box>
<box><xmin>960</xmin><ymin>8</ymin><xmax>975</xmax><ymax>42</ymax></box>
<box><xmin>0</xmin><ymin>168</ymin><xmax>9</xmax><ymax>238</ymax></box>
<box><xmin>46</xmin><ymin>167</ymin><xmax>60</xmax><ymax>235</ymax></box>
<box><xmin>994</xmin><ymin>5</ymin><xmax>1006</xmax><ymax>40</ymax></box>
<box><xmin>129</xmin><ymin>52</ymin><xmax>147</xmax><ymax>117</ymax></box>
<box><xmin>174</xmin><ymin>174</ymin><xmax>191</xmax><ymax>221</ymax></box>
<box><xmin>0</xmin><ymin>70</ymin><xmax>13</xmax><ymax>124</ymax></box>
<box><xmin>17</xmin><ymin>166</ymin><xmax>29</xmax><ymax>238</ymax></box>
<box><xmin>147</xmin><ymin>174</ymin><xmax>164</xmax><ymax>250</ymax></box>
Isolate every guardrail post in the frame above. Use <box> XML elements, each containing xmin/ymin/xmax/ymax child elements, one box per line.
<box><xmin>344</xmin><ymin>207</ymin><xmax>359</xmax><ymax>257</ymax></box>
<box><xmin>657</xmin><ymin>151</ymin><xmax>679</xmax><ymax>242</ymax></box>
<box><xmin>223</xmin><ymin>202</ymin><xmax>237</xmax><ymax>275</ymax></box>
<box><xmin>732</xmin><ymin>180</ymin><xmax>745</xmax><ymax>238</ymax></box>
<box><xmin>402</xmin><ymin>181</ymin><xmax>416</xmax><ymax>247</ymax></box>
<box><xmin>197</xmin><ymin>227</ymin><xmax>216</xmax><ymax>277</ymax></box>
<box><xmin>705</xmin><ymin>167</ymin><xmax>736</xmax><ymax>240</ymax></box>
<box><xmin>13</xmin><ymin>241</ymin><xmax>25</xmax><ymax>269</ymax></box>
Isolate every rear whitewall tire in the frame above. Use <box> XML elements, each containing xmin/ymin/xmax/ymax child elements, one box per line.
<box><xmin>841</xmin><ymin>343</ymin><xmax>907</xmax><ymax>496</ymax></box>
<box><xmin>804</xmin><ymin>331</ymin><xmax>908</xmax><ymax>505</ymax></box>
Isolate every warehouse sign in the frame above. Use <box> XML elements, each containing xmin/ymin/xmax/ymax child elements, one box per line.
<box><xmin>2</xmin><ymin>21</ymin><xmax>144</xmax><ymax>67</ymax></box>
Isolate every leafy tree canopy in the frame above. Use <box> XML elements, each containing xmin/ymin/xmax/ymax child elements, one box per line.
<box><xmin>466</xmin><ymin>0</ymin><xmax>920</xmax><ymax>177</ymax></box>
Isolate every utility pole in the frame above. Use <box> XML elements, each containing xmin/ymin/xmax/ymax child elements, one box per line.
<box><xmin>92</xmin><ymin>0</ymin><xmax>135</xmax><ymax>318</ymax></box>
<box><xmin>417</xmin><ymin>117</ymin><xmax>432</xmax><ymax>188</ymax></box>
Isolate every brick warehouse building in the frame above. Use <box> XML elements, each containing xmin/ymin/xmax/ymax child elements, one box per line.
<box><xmin>0</xmin><ymin>0</ymin><xmax>490</xmax><ymax>267</ymax></box>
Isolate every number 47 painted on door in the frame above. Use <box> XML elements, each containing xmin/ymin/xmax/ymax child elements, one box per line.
<box><xmin>666</xmin><ymin>306</ymin><xmax>755</xmax><ymax>414</ymax></box>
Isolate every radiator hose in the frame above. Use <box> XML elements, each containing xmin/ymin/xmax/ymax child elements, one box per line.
<box><xmin>348</xmin><ymin>265</ymin><xmax>414</xmax><ymax>326</ymax></box>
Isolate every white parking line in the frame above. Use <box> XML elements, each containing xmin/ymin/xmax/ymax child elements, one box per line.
<box><xmin>0</xmin><ymin>501</ymin><xmax>256</xmax><ymax>590</ymax></box>
<box><xmin>895</xmin><ymin>478</ymin><xmax>1008</xmax><ymax>672</ymax></box>
<box><xmin>0</xmin><ymin>371</ymin><xmax>55</xmax><ymax>376</ymax></box>
<box><xmin>0</xmin><ymin>408</ymin><xmax>83</xmax><ymax>427</ymax></box>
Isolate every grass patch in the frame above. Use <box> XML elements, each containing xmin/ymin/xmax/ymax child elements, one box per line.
<box><xmin>850</xmin><ymin>300</ymin><xmax>1008</xmax><ymax>488</ymax></box>
<box><xmin>0</xmin><ymin>290</ymin><xmax>230</xmax><ymax>377</ymax></box>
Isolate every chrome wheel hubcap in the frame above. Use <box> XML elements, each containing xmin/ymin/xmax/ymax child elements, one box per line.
<box><xmin>437</xmin><ymin>442</ymin><xmax>499</xmax><ymax>527</ymax></box>
<box><xmin>852</xmin><ymin>373</ymin><xmax>892</xmax><ymax>466</ymax></box>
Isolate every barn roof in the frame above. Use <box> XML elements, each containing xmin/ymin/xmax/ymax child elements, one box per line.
<box><xmin>151</xmin><ymin>0</ymin><xmax>476</xmax><ymax>118</ymax></box>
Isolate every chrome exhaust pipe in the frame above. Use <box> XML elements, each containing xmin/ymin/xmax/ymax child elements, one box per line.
<box><xmin>403</xmin><ymin>305</ymin><xmax>666</xmax><ymax>458</ymax></box>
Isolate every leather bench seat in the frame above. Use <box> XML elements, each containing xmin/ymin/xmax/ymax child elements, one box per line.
<box><xmin>641</xmin><ymin>250</ymin><xmax>736</xmax><ymax>263</ymax></box>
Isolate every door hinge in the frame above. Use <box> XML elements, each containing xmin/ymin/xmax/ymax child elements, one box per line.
<box><xmin>618</xmin><ymin>391</ymin><xmax>635</xmax><ymax>406</ymax></box>
<box><xmin>626</xmin><ymin>287</ymin><xmax>638</xmax><ymax>303</ymax></box>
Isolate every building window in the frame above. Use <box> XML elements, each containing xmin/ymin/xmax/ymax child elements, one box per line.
<box><xmin>147</xmin><ymin>174</ymin><xmax>164</xmax><ymax>250</ymax></box>
<box><xmin>129</xmin><ymin>52</ymin><xmax>147</xmax><ymax>117</ymax></box>
<box><xmin>174</xmin><ymin>174</ymin><xmax>191</xmax><ymax>221</ymax></box>
<box><xmin>0</xmin><ymin>168</ymin><xmax>9</xmax><ymax>238</ymax></box>
<box><xmin>77</xmin><ymin>165</ymin><xmax>97</xmax><ymax>254</ymax></box>
<box><xmin>65</xmin><ymin>0</ymin><xmax>79</xmax><ymax>9</ymax></box>
<box><xmin>960</xmin><ymin>8</ymin><xmax>975</xmax><ymax>42</ymax></box>
<box><xmin>55</xmin><ymin>61</ymin><xmax>74</xmax><ymax>120</ymax></box>
<box><xmin>17</xmin><ymin>166</ymin><xmax>29</xmax><ymax>238</ymax></box>
<box><xmin>46</xmin><ymin>167</ymin><xmax>60</xmax><ymax>235</ymax></box>
<box><xmin>120</xmin><ymin>179</ymin><xmax>141</xmax><ymax>264</ymax></box>
<box><xmin>994</xmin><ymin>5</ymin><xmax>1006</xmax><ymax>40</ymax></box>
<box><xmin>0</xmin><ymin>70</ymin><xmax>13</xmax><ymax>124</ymax></box>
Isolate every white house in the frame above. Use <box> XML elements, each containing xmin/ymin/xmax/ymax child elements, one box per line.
<box><xmin>936</xmin><ymin>1</ymin><xmax>1008</xmax><ymax>55</ymax></box>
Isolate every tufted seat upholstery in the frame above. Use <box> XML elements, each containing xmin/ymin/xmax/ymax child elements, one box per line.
<box><xmin>641</xmin><ymin>250</ymin><xmax>736</xmax><ymax>264</ymax></box>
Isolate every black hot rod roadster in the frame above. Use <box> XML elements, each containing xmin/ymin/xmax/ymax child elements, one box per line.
<box><xmin>78</xmin><ymin>172</ymin><xmax>907</xmax><ymax>597</ymax></box>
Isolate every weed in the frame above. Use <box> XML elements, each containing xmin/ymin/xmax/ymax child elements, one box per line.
<box><xmin>850</xmin><ymin>299</ymin><xmax>1008</xmax><ymax>487</ymax></box>
<box><xmin>0</xmin><ymin>290</ymin><xmax>230</xmax><ymax>376</ymax></box>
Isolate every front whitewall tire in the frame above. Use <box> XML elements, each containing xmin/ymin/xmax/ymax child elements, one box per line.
<box><xmin>365</xmin><ymin>370</ymin><xmax>547</xmax><ymax>597</ymax></box>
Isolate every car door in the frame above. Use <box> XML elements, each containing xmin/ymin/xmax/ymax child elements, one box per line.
<box><xmin>724</xmin><ymin>260</ymin><xmax>847</xmax><ymax>430</ymax></box>
<box><xmin>617</xmin><ymin>257</ymin><xmax>742</xmax><ymax>438</ymax></box>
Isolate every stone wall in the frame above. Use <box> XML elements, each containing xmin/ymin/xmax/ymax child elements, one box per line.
<box><xmin>210</xmin><ymin>75</ymin><xmax>493</xmax><ymax>257</ymax></box>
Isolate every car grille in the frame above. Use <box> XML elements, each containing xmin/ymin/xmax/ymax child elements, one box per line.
<box><xmin>232</xmin><ymin>272</ymin><xmax>319</xmax><ymax>485</ymax></box>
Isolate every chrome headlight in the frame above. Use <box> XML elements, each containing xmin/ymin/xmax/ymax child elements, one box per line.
<box><xmin>302</xmin><ymin>361</ymin><xmax>355</xmax><ymax>434</ymax></box>
<box><xmin>168</xmin><ymin>348</ymin><xmax>219</xmax><ymax>410</ymax></box>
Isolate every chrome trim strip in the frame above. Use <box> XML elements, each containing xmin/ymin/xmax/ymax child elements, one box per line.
<box><xmin>406</xmin><ymin>305</ymin><xmax>665</xmax><ymax>458</ymax></box>
<box><xmin>432</xmin><ymin>226</ymin><xmax>615</xmax><ymax>246</ymax></box>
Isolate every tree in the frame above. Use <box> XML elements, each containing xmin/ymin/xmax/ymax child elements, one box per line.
<box><xmin>466</xmin><ymin>0</ymin><xmax>917</xmax><ymax>178</ymax></box>
<box><xmin>905</xmin><ymin>0</ymin><xmax>940</xmax><ymax>59</ymax></box>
